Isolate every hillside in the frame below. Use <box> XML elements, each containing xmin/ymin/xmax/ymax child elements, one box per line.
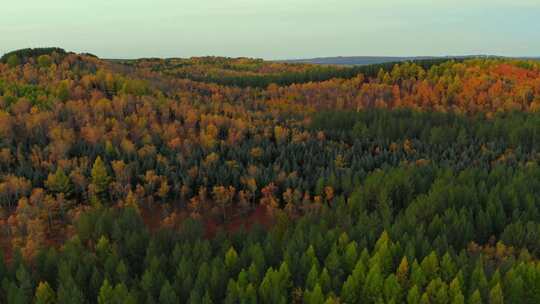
<box><xmin>1</xmin><ymin>47</ymin><xmax>540</xmax><ymax>303</ymax></box>
<box><xmin>281</xmin><ymin>56</ymin><xmax>438</xmax><ymax>65</ymax></box>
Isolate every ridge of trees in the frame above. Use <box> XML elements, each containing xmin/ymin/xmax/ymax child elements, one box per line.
<box><xmin>1</xmin><ymin>48</ymin><xmax>67</xmax><ymax>65</ymax></box>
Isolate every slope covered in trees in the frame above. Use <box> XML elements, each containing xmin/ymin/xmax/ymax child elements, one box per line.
<box><xmin>1</xmin><ymin>48</ymin><xmax>540</xmax><ymax>303</ymax></box>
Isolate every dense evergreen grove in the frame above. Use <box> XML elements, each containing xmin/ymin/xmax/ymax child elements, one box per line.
<box><xmin>1</xmin><ymin>48</ymin><xmax>540</xmax><ymax>303</ymax></box>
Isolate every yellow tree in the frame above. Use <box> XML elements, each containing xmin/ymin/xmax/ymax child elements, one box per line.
<box><xmin>212</xmin><ymin>185</ymin><xmax>235</xmax><ymax>222</ymax></box>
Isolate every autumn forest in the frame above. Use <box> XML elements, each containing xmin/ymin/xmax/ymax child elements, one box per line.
<box><xmin>1</xmin><ymin>48</ymin><xmax>540</xmax><ymax>303</ymax></box>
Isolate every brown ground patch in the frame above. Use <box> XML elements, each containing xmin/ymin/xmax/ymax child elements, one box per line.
<box><xmin>204</xmin><ymin>205</ymin><xmax>273</xmax><ymax>238</ymax></box>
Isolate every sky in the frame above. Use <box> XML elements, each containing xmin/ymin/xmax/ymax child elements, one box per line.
<box><xmin>1</xmin><ymin>0</ymin><xmax>539</xmax><ymax>59</ymax></box>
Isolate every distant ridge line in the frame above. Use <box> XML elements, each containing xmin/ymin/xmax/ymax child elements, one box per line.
<box><xmin>280</xmin><ymin>55</ymin><xmax>538</xmax><ymax>66</ymax></box>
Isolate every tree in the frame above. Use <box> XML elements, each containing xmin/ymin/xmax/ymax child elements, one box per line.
<box><xmin>37</xmin><ymin>55</ymin><xmax>52</xmax><ymax>68</ymax></box>
<box><xmin>57</xmin><ymin>277</ymin><xmax>85</xmax><ymax>304</ymax></box>
<box><xmin>397</xmin><ymin>256</ymin><xmax>410</xmax><ymax>287</ymax></box>
<box><xmin>202</xmin><ymin>290</ymin><xmax>214</xmax><ymax>304</ymax></box>
<box><xmin>242</xmin><ymin>284</ymin><xmax>258</xmax><ymax>303</ymax></box>
<box><xmin>260</xmin><ymin>183</ymin><xmax>279</xmax><ymax>216</ymax></box>
<box><xmin>225</xmin><ymin>246</ymin><xmax>239</xmax><ymax>275</ymax></box>
<box><xmin>343</xmin><ymin>241</ymin><xmax>358</xmax><ymax>273</ymax></box>
<box><xmin>304</xmin><ymin>284</ymin><xmax>325</xmax><ymax>304</ymax></box>
<box><xmin>449</xmin><ymin>277</ymin><xmax>465</xmax><ymax>304</ymax></box>
<box><xmin>98</xmin><ymin>279</ymin><xmax>115</xmax><ymax>304</ymax></box>
<box><xmin>411</xmin><ymin>260</ymin><xmax>427</xmax><ymax>289</ymax></box>
<box><xmin>384</xmin><ymin>274</ymin><xmax>402</xmax><ymax>303</ymax></box>
<box><xmin>363</xmin><ymin>264</ymin><xmax>384</xmax><ymax>303</ymax></box>
<box><xmin>306</xmin><ymin>264</ymin><xmax>319</xmax><ymax>290</ymax></box>
<box><xmin>14</xmin><ymin>264</ymin><xmax>33</xmax><ymax>303</ymax></box>
<box><xmin>341</xmin><ymin>274</ymin><xmax>359</xmax><ymax>304</ymax></box>
<box><xmin>90</xmin><ymin>156</ymin><xmax>111</xmax><ymax>205</ymax></box>
<box><xmin>440</xmin><ymin>253</ymin><xmax>456</xmax><ymax>282</ymax></box>
<box><xmin>212</xmin><ymin>186</ymin><xmax>235</xmax><ymax>221</ymax></box>
<box><xmin>420</xmin><ymin>251</ymin><xmax>439</xmax><ymax>281</ymax></box>
<box><xmin>407</xmin><ymin>285</ymin><xmax>420</xmax><ymax>304</ymax></box>
<box><xmin>7</xmin><ymin>54</ymin><xmax>20</xmax><ymax>67</ymax></box>
<box><xmin>34</xmin><ymin>281</ymin><xmax>55</xmax><ymax>304</ymax></box>
<box><xmin>159</xmin><ymin>280</ymin><xmax>179</xmax><ymax>304</ymax></box>
<box><xmin>469</xmin><ymin>290</ymin><xmax>482</xmax><ymax>304</ymax></box>
<box><xmin>318</xmin><ymin>268</ymin><xmax>331</xmax><ymax>294</ymax></box>
<box><xmin>113</xmin><ymin>283</ymin><xmax>133</xmax><ymax>303</ymax></box>
<box><xmin>425</xmin><ymin>278</ymin><xmax>448</xmax><ymax>304</ymax></box>
<box><xmin>469</xmin><ymin>260</ymin><xmax>488</xmax><ymax>298</ymax></box>
<box><xmin>504</xmin><ymin>270</ymin><xmax>524</xmax><ymax>303</ymax></box>
<box><xmin>225</xmin><ymin>279</ymin><xmax>240</xmax><ymax>304</ymax></box>
<box><xmin>489</xmin><ymin>283</ymin><xmax>504</xmax><ymax>304</ymax></box>
<box><xmin>259</xmin><ymin>263</ymin><xmax>291</xmax><ymax>304</ymax></box>
<box><xmin>45</xmin><ymin>167</ymin><xmax>72</xmax><ymax>196</ymax></box>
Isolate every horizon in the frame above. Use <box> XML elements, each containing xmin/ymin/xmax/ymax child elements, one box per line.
<box><xmin>2</xmin><ymin>0</ymin><xmax>539</xmax><ymax>60</ymax></box>
<box><xmin>1</xmin><ymin>47</ymin><xmax>539</xmax><ymax>61</ymax></box>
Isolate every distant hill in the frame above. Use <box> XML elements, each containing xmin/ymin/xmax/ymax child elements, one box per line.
<box><xmin>281</xmin><ymin>56</ymin><xmax>434</xmax><ymax>66</ymax></box>
<box><xmin>281</xmin><ymin>55</ymin><xmax>539</xmax><ymax>66</ymax></box>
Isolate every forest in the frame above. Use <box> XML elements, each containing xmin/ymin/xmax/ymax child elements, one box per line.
<box><xmin>1</xmin><ymin>47</ymin><xmax>540</xmax><ymax>303</ymax></box>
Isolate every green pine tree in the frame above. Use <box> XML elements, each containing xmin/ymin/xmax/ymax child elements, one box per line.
<box><xmin>468</xmin><ymin>290</ymin><xmax>482</xmax><ymax>304</ymax></box>
<box><xmin>407</xmin><ymin>285</ymin><xmax>420</xmax><ymax>304</ymax></box>
<box><xmin>304</xmin><ymin>284</ymin><xmax>325</xmax><ymax>304</ymax></box>
<box><xmin>45</xmin><ymin>167</ymin><xmax>73</xmax><ymax>196</ymax></box>
<box><xmin>98</xmin><ymin>279</ymin><xmax>114</xmax><ymax>304</ymax></box>
<box><xmin>489</xmin><ymin>283</ymin><xmax>504</xmax><ymax>304</ymax></box>
<box><xmin>363</xmin><ymin>264</ymin><xmax>384</xmax><ymax>303</ymax></box>
<box><xmin>225</xmin><ymin>246</ymin><xmax>239</xmax><ymax>275</ymax></box>
<box><xmin>90</xmin><ymin>156</ymin><xmax>111</xmax><ymax>205</ymax></box>
<box><xmin>159</xmin><ymin>280</ymin><xmax>179</xmax><ymax>304</ymax></box>
<box><xmin>34</xmin><ymin>282</ymin><xmax>55</xmax><ymax>304</ymax></box>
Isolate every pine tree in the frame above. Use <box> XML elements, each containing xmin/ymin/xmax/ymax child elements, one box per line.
<box><xmin>440</xmin><ymin>253</ymin><xmax>456</xmax><ymax>282</ymax></box>
<box><xmin>341</xmin><ymin>274</ymin><xmax>359</xmax><ymax>304</ymax></box>
<box><xmin>304</xmin><ymin>284</ymin><xmax>325</xmax><ymax>304</ymax></box>
<box><xmin>449</xmin><ymin>277</ymin><xmax>465</xmax><ymax>304</ymax></box>
<box><xmin>420</xmin><ymin>251</ymin><xmax>439</xmax><ymax>281</ymax></box>
<box><xmin>406</xmin><ymin>285</ymin><xmax>421</xmax><ymax>304</ymax></box>
<box><xmin>504</xmin><ymin>270</ymin><xmax>524</xmax><ymax>303</ymax></box>
<box><xmin>45</xmin><ymin>167</ymin><xmax>72</xmax><ymax>196</ymax></box>
<box><xmin>425</xmin><ymin>278</ymin><xmax>448</xmax><ymax>304</ymax></box>
<box><xmin>318</xmin><ymin>268</ymin><xmax>331</xmax><ymax>294</ymax></box>
<box><xmin>420</xmin><ymin>292</ymin><xmax>430</xmax><ymax>304</ymax></box>
<box><xmin>489</xmin><ymin>283</ymin><xmax>504</xmax><ymax>304</ymax></box>
<box><xmin>306</xmin><ymin>264</ymin><xmax>319</xmax><ymax>290</ymax></box>
<box><xmin>324</xmin><ymin>246</ymin><xmax>341</xmax><ymax>279</ymax></box>
<box><xmin>112</xmin><ymin>283</ymin><xmax>132</xmax><ymax>303</ymax></box>
<box><xmin>397</xmin><ymin>256</ymin><xmax>410</xmax><ymax>287</ymax></box>
<box><xmin>225</xmin><ymin>246</ymin><xmax>239</xmax><ymax>275</ymax></box>
<box><xmin>15</xmin><ymin>265</ymin><xmax>32</xmax><ymax>302</ymax></box>
<box><xmin>373</xmin><ymin>231</ymin><xmax>393</xmax><ymax>274</ymax></box>
<box><xmin>469</xmin><ymin>260</ymin><xmax>488</xmax><ymax>298</ymax></box>
<box><xmin>90</xmin><ymin>156</ymin><xmax>111</xmax><ymax>205</ymax></box>
<box><xmin>34</xmin><ymin>282</ymin><xmax>55</xmax><ymax>304</ymax></box>
<box><xmin>57</xmin><ymin>277</ymin><xmax>85</xmax><ymax>304</ymax></box>
<box><xmin>469</xmin><ymin>290</ymin><xmax>482</xmax><ymax>304</ymax></box>
<box><xmin>98</xmin><ymin>279</ymin><xmax>114</xmax><ymax>304</ymax></box>
<box><xmin>202</xmin><ymin>290</ymin><xmax>214</xmax><ymax>304</ymax></box>
<box><xmin>243</xmin><ymin>283</ymin><xmax>257</xmax><ymax>304</ymax></box>
<box><xmin>343</xmin><ymin>241</ymin><xmax>358</xmax><ymax>273</ymax></box>
<box><xmin>411</xmin><ymin>260</ymin><xmax>427</xmax><ymax>289</ymax></box>
<box><xmin>363</xmin><ymin>264</ymin><xmax>384</xmax><ymax>303</ymax></box>
<box><xmin>224</xmin><ymin>279</ymin><xmax>239</xmax><ymax>304</ymax></box>
<box><xmin>159</xmin><ymin>280</ymin><xmax>179</xmax><ymax>304</ymax></box>
<box><xmin>384</xmin><ymin>274</ymin><xmax>402</xmax><ymax>303</ymax></box>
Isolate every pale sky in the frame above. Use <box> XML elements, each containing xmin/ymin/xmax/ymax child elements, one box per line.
<box><xmin>1</xmin><ymin>0</ymin><xmax>539</xmax><ymax>59</ymax></box>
